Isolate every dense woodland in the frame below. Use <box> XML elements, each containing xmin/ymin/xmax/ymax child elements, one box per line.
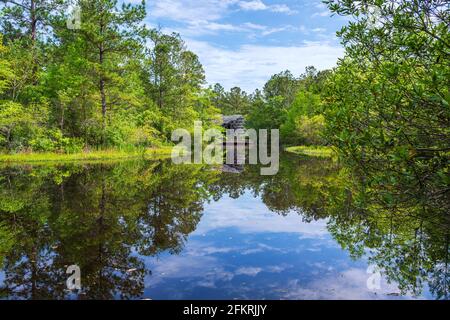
<box><xmin>0</xmin><ymin>0</ymin><xmax>448</xmax><ymax>300</ymax></box>
<box><xmin>0</xmin><ymin>0</ymin><xmax>331</xmax><ymax>154</ymax></box>
<box><xmin>0</xmin><ymin>2</ymin><xmax>449</xmax><ymax>218</ymax></box>
<box><xmin>0</xmin><ymin>0</ymin><xmax>221</xmax><ymax>153</ymax></box>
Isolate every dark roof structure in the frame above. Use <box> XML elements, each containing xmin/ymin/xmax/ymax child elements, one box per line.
<box><xmin>222</xmin><ymin>115</ymin><xmax>245</xmax><ymax>130</ymax></box>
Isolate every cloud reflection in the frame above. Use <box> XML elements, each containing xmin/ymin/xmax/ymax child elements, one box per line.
<box><xmin>194</xmin><ymin>192</ymin><xmax>329</xmax><ymax>237</ymax></box>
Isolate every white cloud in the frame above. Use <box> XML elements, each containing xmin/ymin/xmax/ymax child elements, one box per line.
<box><xmin>238</xmin><ymin>0</ymin><xmax>297</xmax><ymax>15</ymax></box>
<box><xmin>149</xmin><ymin>0</ymin><xmax>297</xmax><ymax>23</ymax></box>
<box><xmin>235</xmin><ymin>267</ymin><xmax>263</xmax><ymax>276</ymax></box>
<box><xmin>193</xmin><ymin>193</ymin><xmax>332</xmax><ymax>235</ymax></box>
<box><xmin>238</xmin><ymin>0</ymin><xmax>267</xmax><ymax>11</ymax></box>
<box><xmin>241</xmin><ymin>22</ymin><xmax>267</xmax><ymax>30</ymax></box>
<box><xmin>188</xmin><ymin>20</ymin><xmax>246</xmax><ymax>33</ymax></box>
<box><xmin>271</xmin><ymin>4</ymin><xmax>296</xmax><ymax>14</ymax></box>
<box><xmin>149</xmin><ymin>0</ymin><xmax>236</xmax><ymax>22</ymax></box>
<box><xmin>312</xmin><ymin>1</ymin><xmax>331</xmax><ymax>17</ymax></box>
<box><xmin>312</xmin><ymin>27</ymin><xmax>327</xmax><ymax>33</ymax></box>
<box><xmin>282</xmin><ymin>268</ymin><xmax>423</xmax><ymax>300</ymax></box>
<box><xmin>145</xmin><ymin>0</ymin><xmax>343</xmax><ymax>91</ymax></box>
<box><xmin>159</xmin><ymin>20</ymin><xmax>300</xmax><ymax>39</ymax></box>
<box><xmin>261</xmin><ymin>25</ymin><xmax>296</xmax><ymax>36</ymax></box>
<box><xmin>312</xmin><ymin>11</ymin><xmax>331</xmax><ymax>17</ymax></box>
<box><xmin>184</xmin><ymin>39</ymin><xmax>344</xmax><ymax>92</ymax></box>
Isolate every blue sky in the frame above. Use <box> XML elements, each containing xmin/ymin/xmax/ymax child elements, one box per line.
<box><xmin>132</xmin><ymin>0</ymin><xmax>348</xmax><ymax>92</ymax></box>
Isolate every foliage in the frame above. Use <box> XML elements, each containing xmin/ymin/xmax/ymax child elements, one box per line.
<box><xmin>0</xmin><ymin>1</ymin><xmax>221</xmax><ymax>154</ymax></box>
<box><xmin>294</xmin><ymin>115</ymin><xmax>326</xmax><ymax>146</ymax></box>
<box><xmin>29</xmin><ymin>129</ymin><xmax>84</xmax><ymax>153</ymax></box>
<box><xmin>323</xmin><ymin>0</ymin><xmax>450</xmax><ymax>215</ymax></box>
<box><xmin>263</xmin><ymin>70</ymin><xmax>299</xmax><ymax>108</ymax></box>
<box><xmin>244</xmin><ymin>66</ymin><xmax>330</xmax><ymax>146</ymax></box>
<box><xmin>281</xmin><ymin>91</ymin><xmax>324</xmax><ymax>145</ymax></box>
<box><xmin>285</xmin><ymin>145</ymin><xmax>334</xmax><ymax>158</ymax></box>
<box><xmin>212</xmin><ymin>84</ymin><xmax>253</xmax><ymax>116</ymax></box>
<box><xmin>246</xmin><ymin>95</ymin><xmax>286</xmax><ymax>130</ymax></box>
<box><xmin>0</xmin><ymin>35</ymin><xmax>12</xmax><ymax>93</ymax></box>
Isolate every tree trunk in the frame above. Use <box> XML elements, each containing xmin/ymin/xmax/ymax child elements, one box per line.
<box><xmin>100</xmin><ymin>76</ymin><xmax>107</xmax><ymax>145</ymax></box>
<box><xmin>30</xmin><ymin>0</ymin><xmax>38</xmax><ymax>84</ymax></box>
<box><xmin>60</xmin><ymin>103</ymin><xmax>65</xmax><ymax>132</ymax></box>
<box><xmin>30</xmin><ymin>0</ymin><xmax>37</xmax><ymax>43</ymax></box>
<box><xmin>6</xmin><ymin>128</ymin><xmax>11</xmax><ymax>151</ymax></box>
<box><xmin>99</xmin><ymin>43</ymin><xmax>107</xmax><ymax>146</ymax></box>
<box><xmin>99</xmin><ymin>12</ymin><xmax>107</xmax><ymax>146</ymax></box>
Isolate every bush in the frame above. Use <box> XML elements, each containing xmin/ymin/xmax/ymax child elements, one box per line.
<box><xmin>280</xmin><ymin>92</ymin><xmax>324</xmax><ymax>146</ymax></box>
<box><xmin>295</xmin><ymin>115</ymin><xmax>326</xmax><ymax>146</ymax></box>
<box><xmin>30</xmin><ymin>129</ymin><xmax>85</xmax><ymax>153</ymax></box>
<box><xmin>29</xmin><ymin>135</ymin><xmax>55</xmax><ymax>152</ymax></box>
<box><xmin>61</xmin><ymin>137</ymin><xmax>84</xmax><ymax>154</ymax></box>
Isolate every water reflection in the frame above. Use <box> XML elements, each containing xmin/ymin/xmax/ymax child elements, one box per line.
<box><xmin>0</xmin><ymin>154</ymin><xmax>448</xmax><ymax>300</ymax></box>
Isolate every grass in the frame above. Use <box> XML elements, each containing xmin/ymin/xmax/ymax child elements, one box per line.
<box><xmin>0</xmin><ymin>147</ymin><xmax>174</xmax><ymax>164</ymax></box>
<box><xmin>285</xmin><ymin>145</ymin><xmax>335</xmax><ymax>158</ymax></box>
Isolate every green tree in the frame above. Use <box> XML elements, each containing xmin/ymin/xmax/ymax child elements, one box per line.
<box><xmin>144</xmin><ymin>29</ymin><xmax>207</xmax><ymax>136</ymax></box>
<box><xmin>213</xmin><ymin>85</ymin><xmax>252</xmax><ymax>116</ymax></box>
<box><xmin>281</xmin><ymin>91</ymin><xmax>324</xmax><ymax>145</ymax></box>
<box><xmin>0</xmin><ymin>0</ymin><xmax>65</xmax><ymax>42</ymax></box>
<box><xmin>323</xmin><ymin>0</ymin><xmax>450</xmax><ymax>214</ymax></box>
<box><xmin>246</xmin><ymin>71</ymin><xmax>297</xmax><ymax>131</ymax></box>
<box><xmin>0</xmin><ymin>0</ymin><xmax>66</xmax><ymax>84</ymax></box>
<box><xmin>247</xmin><ymin>95</ymin><xmax>286</xmax><ymax>130</ymax></box>
<box><xmin>0</xmin><ymin>36</ymin><xmax>12</xmax><ymax>93</ymax></box>
<box><xmin>0</xmin><ymin>0</ymin><xmax>220</xmax><ymax>152</ymax></box>
<box><xmin>75</xmin><ymin>0</ymin><xmax>146</xmax><ymax>145</ymax></box>
<box><xmin>263</xmin><ymin>70</ymin><xmax>298</xmax><ymax>108</ymax></box>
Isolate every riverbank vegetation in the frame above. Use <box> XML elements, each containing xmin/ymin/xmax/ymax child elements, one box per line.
<box><xmin>0</xmin><ymin>147</ymin><xmax>173</xmax><ymax>163</ymax></box>
<box><xmin>285</xmin><ymin>146</ymin><xmax>334</xmax><ymax>158</ymax></box>
<box><xmin>1</xmin><ymin>0</ymin><xmax>448</xmax><ymax>218</ymax></box>
<box><xmin>323</xmin><ymin>0</ymin><xmax>449</xmax><ymax>217</ymax></box>
<box><xmin>213</xmin><ymin>0</ymin><xmax>449</xmax><ymax>219</ymax></box>
<box><xmin>0</xmin><ymin>0</ymin><xmax>220</xmax><ymax>157</ymax></box>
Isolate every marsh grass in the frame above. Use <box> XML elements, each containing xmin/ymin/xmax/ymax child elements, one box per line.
<box><xmin>0</xmin><ymin>147</ymin><xmax>174</xmax><ymax>164</ymax></box>
<box><xmin>285</xmin><ymin>146</ymin><xmax>335</xmax><ymax>159</ymax></box>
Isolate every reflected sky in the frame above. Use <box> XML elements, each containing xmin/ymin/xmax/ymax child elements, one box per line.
<box><xmin>143</xmin><ymin>192</ymin><xmax>431</xmax><ymax>300</ymax></box>
<box><xmin>0</xmin><ymin>157</ymin><xmax>444</xmax><ymax>300</ymax></box>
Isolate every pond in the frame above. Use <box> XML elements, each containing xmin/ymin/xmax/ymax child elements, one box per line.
<box><xmin>0</xmin><ymin>153</ymin><xmax>448</xmax><ymax>300</ymax></box>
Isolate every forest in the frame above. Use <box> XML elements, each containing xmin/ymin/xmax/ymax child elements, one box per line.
<box><xmin>0</xmin><ymin>0</ymin><xmax>352</xmax><ymax>154</ymax></box>
<box><xmin>0</xmin><ymin>0</ymin><xmax>222</xmax><ymax>154</ymax></box>
<box><xmin>0</xmin><ymin>1</ymin><xmax>449</xmax><ymax>217</ymax></box>
<box><xmin>0</xmin><ymin>0</ymin><xmax>448</xmax><ymax>301</ymax></box>
<box><xmin>0</xmin><ymin>0</ymin><xmax>334</xmax><ymax>154</ymax></box>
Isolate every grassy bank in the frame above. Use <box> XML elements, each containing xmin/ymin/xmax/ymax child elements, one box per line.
<box><xmin>285</xmin><ymin>146</ymin><xmax>335</xmax><ymax>158</ymax></box>
<box><xmin>0</xmin><ymin>147</ymin><xmax>174</xmax><ymax>164</ymax></box>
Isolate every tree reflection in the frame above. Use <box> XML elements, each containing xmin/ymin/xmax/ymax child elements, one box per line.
<box><xmin>208</xmin><ymin>153</ymin><xmax>449</xmax><ymax>299</ymax></box>
<box><xmin>0</xmin><ymin>154</ymin><xmax>448</xmax><ymax>299</ymax></box>
<box><xmin>0</xmin><ymin>161</ymin><xmax>217</xmax><ymax>299</ymax></box>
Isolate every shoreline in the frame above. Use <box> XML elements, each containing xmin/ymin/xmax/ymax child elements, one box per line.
<box><xmin>0</xmin><ymin>147</ymin><xmax>174</xmax><ymax>164</ymax></box>
<box><xmin>285</xmin><ymin>146</ymin><xmax>335</xmax><ymax>158</ymax></box>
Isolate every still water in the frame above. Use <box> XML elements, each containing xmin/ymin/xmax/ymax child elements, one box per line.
<box><xmin>0</xmin><ymin>153</ymin><xmax>448</xmax><ymax>299</ymax></box>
